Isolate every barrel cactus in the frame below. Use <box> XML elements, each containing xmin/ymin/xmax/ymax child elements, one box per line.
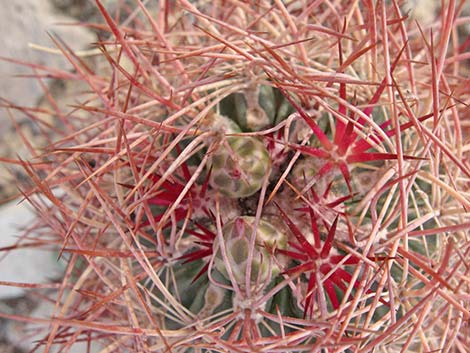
<box><xmin>2</xmin><ymin>1</ymin><xmax>470</xmax><ymax>352</ymax></box>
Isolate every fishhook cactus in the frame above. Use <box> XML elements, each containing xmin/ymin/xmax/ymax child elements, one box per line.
<box><xmin>1</xmin><ymin>1</ymin><xmax>470</xmax><ymax>352</ymax></box>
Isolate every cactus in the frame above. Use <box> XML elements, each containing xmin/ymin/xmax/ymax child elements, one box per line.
<box><xmin>2</xmin><ymin>1</ymin><xmax>470</xmax><ymax>352</ymax></box>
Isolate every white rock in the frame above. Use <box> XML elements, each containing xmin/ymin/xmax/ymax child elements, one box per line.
<box><xmin>0</xmin><ymin>199</ymin><xmax>64</xmax><ymax>299</ymax></box>
<box><xmin>0</xmin><ymin>0</ymin><xmax>95</xmax><ymax>299</ymax></box>
<box><xmin>0</xmin><ymin>0</ymin><xmax>95</xmax><ymax>108</ymax></box>
<box><xmin>6</xmin><ymin>298</ymin><xmax>101</xmax><ymax>353</ymax></box>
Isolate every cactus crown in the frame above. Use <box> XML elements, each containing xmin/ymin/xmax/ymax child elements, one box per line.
<box><xmin>3</xmin><ymin>1</ymin><xmax>470</xmax><ymax>352</ymax></box>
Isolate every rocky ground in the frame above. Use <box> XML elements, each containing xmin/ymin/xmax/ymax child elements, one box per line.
<box><xmin>0</xmin><ymin>0</ymin><xmax>96</xmax><ymax>202</ymax></box>
<box><xmin>0</xmin><ymin>1</ymin><xmax>99</xmax><ymax>351</ymax></box>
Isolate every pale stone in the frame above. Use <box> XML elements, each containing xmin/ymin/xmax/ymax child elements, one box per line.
<box><xmin>0</xmin><ymin>0</ymin><xmax>95</xmax><ymax>108</ymax></box>
<box><xmin>5</xmin><ymin>298</ymin><xmax>101</xmax><ymax>353</ymax></box>
<box><xmin>0</xmin><ymin>199</ymin><xmax>64</xmax><ymax>299</ymax></box>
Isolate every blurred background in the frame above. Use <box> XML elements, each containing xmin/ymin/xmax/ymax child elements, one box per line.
<box><xmin>0</xmin><ymin>1</ymin><xmax>98</xmax><ymax>351</ymax></box>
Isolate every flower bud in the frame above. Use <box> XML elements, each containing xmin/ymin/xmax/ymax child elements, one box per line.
<box><xmin>209</xmin><ymin>137</ymin><xmax>271</xmax><ymax>198</ymax></box>
<box><xmin>214</xmin><ymin>216</ymin><xmax>287</xmax><ymax>287</ymax></box>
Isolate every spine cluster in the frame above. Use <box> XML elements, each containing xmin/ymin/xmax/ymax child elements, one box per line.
<box><xmin>5</xmin><ymin>1</ymin><xmax>470</xmax><ymax>352</ymax></box>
